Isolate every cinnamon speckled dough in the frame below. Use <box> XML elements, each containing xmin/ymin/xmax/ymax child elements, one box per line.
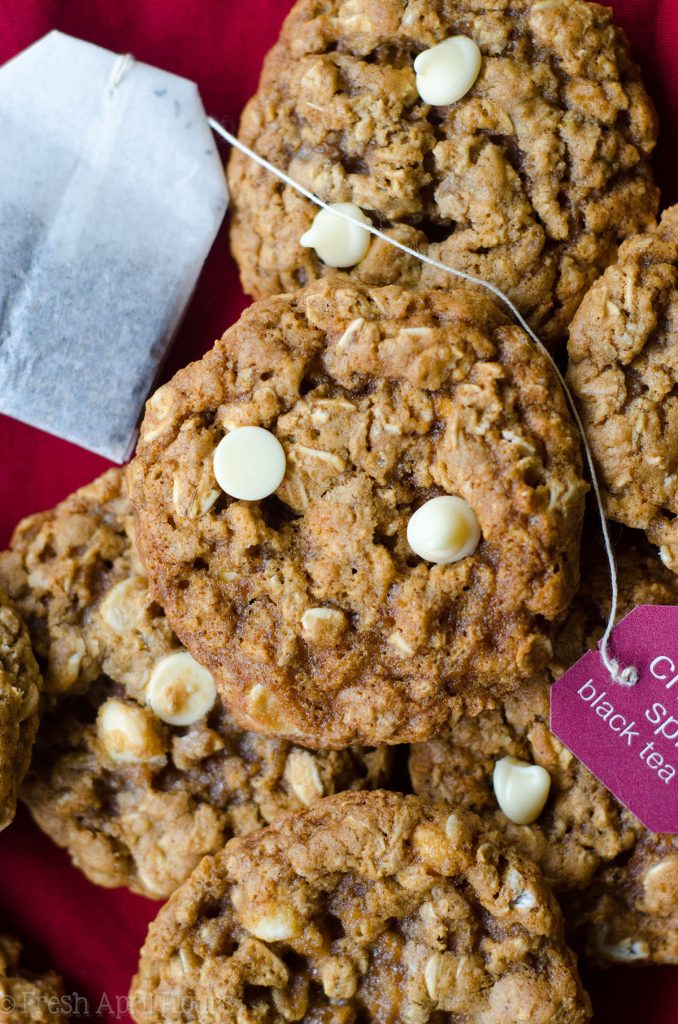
<box><xmin>0</xmin><ymin>935</ymin><xmax>64</xmax><ymax>1024</ymax></box>
<box><xmin>0</xmin><ymin>470</ymin><xmax>390</xmax><ymax>899</ymax></box>
<box><xmin>0</xmin><ymin>590</ymin><xmax>41</xmax><ymax>831</ymax></box>
<box><xmin>409</xmin><ymin>536</ymin><xmax>678</xmax><ymax>963</ymax></box>
<box><xmin>130</xmin><ymin>791</ymin><xmax>591</xmax><ymax>1024</ymax></box>
<box><xmin>568</xmin><ymin>205</ymin><xmax>678</xmax><ymax>572</ymax></box>
<box><xmin>127</xmin><ymin>279</ymin><xmax>586</xmax><ymax>748</ymax></box>
<box><xmin>573</xmin><ymin>832</ymin><xmax>678</xmax><ymax>966</ymax></box>
<box><xmin>228</xmin><ymin>0</ymin><xmax>658</xmax><ymax>347</ymax></box>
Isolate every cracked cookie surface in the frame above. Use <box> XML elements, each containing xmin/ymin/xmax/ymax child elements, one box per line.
<box><xmin>0</xmin><ymin>935</ymin><xmax>64</xmax><ymax>1024</ymax></box>
<box><xmin>128</xmin><ymin>279</ymin><xmax>586</xmax><ymax>748</ymax></box>
<box><xmin>130</xmin><ymin>790</ymin><xmax>591</xmax><ymax>1024</ymax></box>
<box><xmin>568</xmin><ymin>205</ymin><xmax>678</xmax><ymax>571</ymax></box>
<box><xmin>228</xmin><ymin>0</ymin><xmax>658</xmax><ymax>347</ymax></box>
<box><xmin>409</xmin><ymin>535</ymin><xmax>678</xmax><ymax>962</ymax></box>
<box><xmin>0</xmin><ymin>589</ymin><xmax>41</xmax><ymax>831</ymax></box>
<box><xmin>0</xmin><ymin>470</ymin><xmax>389</xmax><ymax>899</ymax></box>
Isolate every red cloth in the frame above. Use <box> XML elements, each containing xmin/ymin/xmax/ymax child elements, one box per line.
<box><xmin>0</xmin><ymin>1</ymin><xmax>676</xmax><ymax>1020</ymax></box>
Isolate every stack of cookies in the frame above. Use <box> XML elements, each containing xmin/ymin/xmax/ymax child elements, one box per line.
<box><xmin>1</xmin><ymin>1</ymin><xmax>676</xmax><ymax>1021</ymax></box>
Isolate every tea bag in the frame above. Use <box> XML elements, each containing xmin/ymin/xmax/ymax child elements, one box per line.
<box><xmin>0</xmin><ymin>31</ymin><xmax>228</xmax><ymax>462</ymax></box>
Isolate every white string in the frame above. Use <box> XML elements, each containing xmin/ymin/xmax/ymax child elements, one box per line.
<box><xmin>108</xmin><ymin>53</ymin><xmax>135</xmax><ymax>95</ymax></box>
<box><xmin>208</xmin><ymin>116</ymin><xmax>639</xmax><ymax>687</ymax></box>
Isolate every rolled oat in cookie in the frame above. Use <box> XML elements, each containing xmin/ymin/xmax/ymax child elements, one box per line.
<box><xmin>130</xmin><ymin>790</ymin><xmax>591</xmax><ymax>1024</ymax></box>
<box><xmin>128</xmin><ymin>279</ymin><xmax>587</xmax><ymax>748</ymax></box>
<box><xmin>0</xmin><ymin>589</ymin><xmax>41</xmax><ymax>831</ymax></box>
<box><xmin>568</xmin><ymin>205</ymin><xmax>678</xmax><ymax>572</ymax></box>
<box><xmin>0</xmin><ymin>470</ymin><xmax>390</xmax><ymax>899</ymax></box>
<box><xmin>410</xmin><ymin>535</ymin><xmax>678</xmax><ymax>964</ymax></box>
<box><xmin>0</xmin><ymin>934</ymin><xmax>64</xmax><ymax>1024</ymax></box>
<box><xmin>228</xmin><ymin>0</ymin><xmax>658</xmax><ymax>347</ymax></box>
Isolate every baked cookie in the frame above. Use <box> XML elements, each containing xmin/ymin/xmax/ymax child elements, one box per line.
<box><xmin>130</xmin><ymin>791</ymin><xmax>591</xmax><ymax>1024</ymax></box>
<box><xmin>0</xmin><ymin>590</ymin><xmax>41</xmax><ymax>831</ymax></box>
<box><xmin>228</xmin><ymin>0</ymin><xmax>658</xmax><ymax>346</ymax></box>
<box><xmin>128</xmin><ymin>279</ymin><xmax>586</xmax><ymax>748</ymax></box>
<box><xmin>409</xmin><ymin>535</ymin><xmax>678</xmax><ymax>962</ymax></box>
<box><xmin>568</xmin><ymin>205</ymin><xmax>678</xmax><ymax>571</ymax></box>
<box><xmin>575</xmin><ymin>832</ymin><xmax>678</xmax><ymax>966</ymax></box>
<box><xmin>0</xmin><ymin>935</ymin><xmax>63</xmax><ymax>1024</ymax></box>
<box><xmin>0</xmin><ymin>470</ymin><xmax>390</xmax><ymax>899</ymax></box>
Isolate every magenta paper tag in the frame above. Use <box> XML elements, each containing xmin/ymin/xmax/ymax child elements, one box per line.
<box><xmin>551</xmin><ymin>605</ymin><xmax>678</xmax><ymax>833</ymax></box>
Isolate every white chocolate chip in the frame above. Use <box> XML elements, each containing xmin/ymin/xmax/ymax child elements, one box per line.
<box><xmin>493</xmin><ymin>756</ymin><xmax>551</xmax><ymax>825</ymax></box>
<box><xmin>413</xmin><ymin>36</ymin><xmax>481</xmax><ymax>106</ymax></box>
<box><xmin>146</xmin><ymin>651</ymin><xmax>217</xmax><ymax>726</ymax></box>
<box><xmin>243</xmin><ymin>904</ymin><xmax>302</xmax><ymax>942</ymax></box>
<box><xmin>213</xmin><ymin>425</ymin><xmax>286</xmax><ymax>501</ymax></box>
<box><xmin>407</xmin><ymin>495</ymin><xmax>481</xmax><ymax>565</ymax></box>
<box><xmin>97</xmin><ymin>698</ymin><xmax>167</xmax><ymax>764</ymax></box>
<box><xmin>300</xmin><ymin>202</ymin><xmax>371</xmax><ymax>268</ymax></box>
<box><xmin>284</xmin><ymin>749</ymin><xmax>324</xmax><ymax>806</ymax></box>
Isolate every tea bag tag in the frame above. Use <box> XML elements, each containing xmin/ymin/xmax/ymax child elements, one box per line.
<box><xmin>0</xmin><ymin>31</ymin><xmax>228</xmax><ymax>461</ymax></box>
<box><xmin>551</xmin><ymin>605</ymin><xmax>678</xmax><ymax>833</ymax></box>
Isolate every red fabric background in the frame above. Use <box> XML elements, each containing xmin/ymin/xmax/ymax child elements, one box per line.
<box><xmin>0</xmin><ymin>1</ymin><xmax>676</xmax><ymax>1020</ymax></box>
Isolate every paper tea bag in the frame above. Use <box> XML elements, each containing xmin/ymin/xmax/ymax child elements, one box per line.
<box><xmin>0</xmin><ymin>31</ymin><xmax>228</xmax><ymax>462</ymax></box>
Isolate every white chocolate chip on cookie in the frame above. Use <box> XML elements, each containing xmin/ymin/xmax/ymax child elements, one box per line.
<box><xmin>407</xmin><ymin>495</ymin><xmax>481</xmax><ymax>565</ymax></box>
<box><xmin>213</xmin><ymin>425</ymin><xmax>286</xmax><ymax>501</ymax></box>
<box><xmin>147</xmin><ymin>651</ymin><xmax>217</xmax><ymax>726</ymax></box>
<box><xmin>300</xmin><ymin>203</ymin><xmax>371</xmax><ymax>268</ymax></box>
<box><xmin>414</xmin><ymin>36</ymin><xmax>481</xmax><ymax>106</ymax></box>
<box><xmin>239</xmin><ymin>901</ymin><xmax>303</xmax><ymax>942</ymax></box>
<box><xmin>97</xmin><ymin>698</ymin><xmax>167</xmax><ymax>764</ymax></box>
<box><xmin>493</xmin><ymin>755</ymin><xmax>551</xmax><ymax>825</ymax></box>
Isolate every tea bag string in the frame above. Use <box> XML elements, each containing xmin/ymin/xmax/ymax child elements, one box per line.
<box><xmin>108</xmin><ymin>53</ymin><xmax>135</xmax><ymax>95</ymax></box>
<box><xmin>208</xmin><ymin>116</ymin><xmax>639</xmax><ymax>688</ymax></box>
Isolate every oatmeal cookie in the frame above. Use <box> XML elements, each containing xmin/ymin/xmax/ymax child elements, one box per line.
<box><xmin>0</xmin><ymin>470</ymin><xmax>390</xmax><ymax>899</ymax></box>
<box><xmin>227</xmin><ymin>0</ymin><xmax>658</xmax><ymax>346</ymax></box>
<box><xmin>128</xmin><ymin>279</ymin><xmax>586</xmax><ymax>748</ymax></box>
<box><xmin>0</xmin><ymin>590</ymin><xmax>41</xmax><ymax>831</ymax></box>
<box><xmin>0</xmin><ymin>935</ymin><xmax>63</xmax><ymax>1024</ymax></box>
<box><xmin>568</xmin><ymin>205</ymin><xmax>678</xmax><ymax>571</ymax></box>
<box><xmin>574</xmin><ymin>832</ymin><xmax>678</xmax><ymax>966</ymax></box>
<box><xmin>130</xmin><ymin>791</ymin><xmax>591</xmax><ymax>1024</ymax></box>
<box><xmin>409</xmin><ymin>535</ymin><xmax>678</xmax><ymax>962</ymax></box>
